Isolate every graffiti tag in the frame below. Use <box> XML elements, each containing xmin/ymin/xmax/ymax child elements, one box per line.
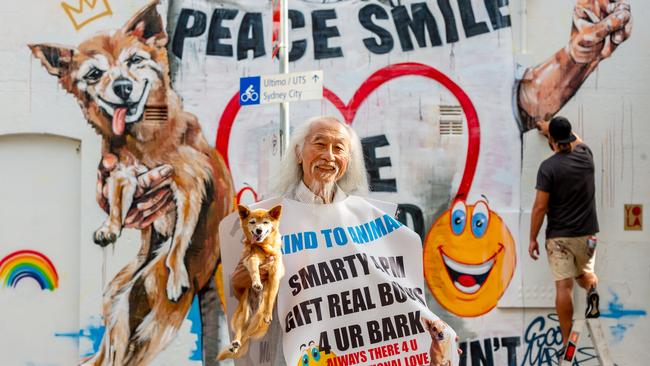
<box><xmin>61</xmin><ymin>0</ymin><xmax>113</xmax><ymax>30</ymax></box>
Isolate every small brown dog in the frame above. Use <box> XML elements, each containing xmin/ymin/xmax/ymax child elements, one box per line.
<box><xmin>422</xmin><ymin>318</ymin><xmax>453</xmax><ymax>366</ymax></box>
<box><xmin>218</xmin><ymin>204</ymin><xmax>284</xmax><ymax>360</ymax></box>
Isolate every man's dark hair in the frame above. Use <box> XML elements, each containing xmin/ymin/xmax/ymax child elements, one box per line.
<box><xmin>550</xmin><ymin>115</ymin><xmax>569</xmax><ymax>125</ymax></box>
<box><xmin>549</xmin><ymin>116</ymin><xmax>575</xmax><ymax>153</ymax></box>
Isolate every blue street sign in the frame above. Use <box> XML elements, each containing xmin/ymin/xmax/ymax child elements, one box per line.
<box><xmin>239</xmin><ymin>76</ymin><xmax>261</xmax><ymax>106</ymax></box>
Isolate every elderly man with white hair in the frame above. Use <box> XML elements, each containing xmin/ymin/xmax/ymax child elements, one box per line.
<box><xmin>273</xmin><ymin>116</ymin><xmax>368</xmax><ymax>203</ymax></box>
<box><xmin>219</xmin><ymin>116</ymin><xmax>458</xmax><ymax>366</ymax></box>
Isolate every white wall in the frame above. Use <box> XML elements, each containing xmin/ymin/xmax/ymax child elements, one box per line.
<box><xmin>0</xmin><ymin>134</ymin><xmax>81</xmax><ymax>365</ymax></box>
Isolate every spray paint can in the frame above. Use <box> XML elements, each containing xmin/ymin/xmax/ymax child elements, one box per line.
<box><xmin>587</xmin><ymin>235</ymin><xmax>597</xmax><ymax>250</ymax></box>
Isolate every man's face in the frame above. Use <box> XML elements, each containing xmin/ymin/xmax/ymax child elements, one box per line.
<box><xmin>299</xmin><ymin>119</ymin><xmax>351</xmax><ymax>188</ymax></box>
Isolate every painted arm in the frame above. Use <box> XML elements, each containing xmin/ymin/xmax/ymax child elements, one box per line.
<box><xmin>529</xmin><ymin>190</ymin><xmax>549</xmax><ymax>260</ymax></box>
<box><xmin>518</xmin><ymin>0</ymin><xmax>632</xmax><ymax>132</ymax></box>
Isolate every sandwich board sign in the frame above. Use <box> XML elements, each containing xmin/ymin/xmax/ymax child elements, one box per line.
<box><xmin>239</xmin><ymin>70</ymin><xmax>323</xmax><ymax>106</ymax></box>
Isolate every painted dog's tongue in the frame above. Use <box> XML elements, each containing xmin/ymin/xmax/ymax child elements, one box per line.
<box><xmin>112</xmin><ymin>107</ymin><xmax>127</xmax><ymax>135</ymax></box>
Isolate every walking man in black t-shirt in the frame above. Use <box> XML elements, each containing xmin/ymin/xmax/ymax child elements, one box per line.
<box><xmin>528</xmin><ymin>116</ymin><xmax>601</xmax><ymax>351</ymax></box>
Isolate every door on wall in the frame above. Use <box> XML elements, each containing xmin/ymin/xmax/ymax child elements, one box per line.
<box><xmin>0</xmin><ymin>134</ymin><xmax>81</xmax><ymax>365</ymax></box>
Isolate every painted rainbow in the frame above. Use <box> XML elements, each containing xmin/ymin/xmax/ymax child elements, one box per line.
<box><xmin>0</xmin><ymin>250</ymin><xmax>59</xmax><ymax>290</ymax></box>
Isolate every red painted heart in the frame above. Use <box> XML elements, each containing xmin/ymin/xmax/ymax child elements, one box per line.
<box><xmin>215</xmin><ymin>62</ymin><xmax>480</xmax><ymax>200</ymax></box>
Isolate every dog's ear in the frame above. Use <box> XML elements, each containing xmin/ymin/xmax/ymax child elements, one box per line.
<box><xmin>269</xmin><ymin>205</ymin><xmax>282</xmax><ymax>220</ymax></box>
<box><xmin>123</xmin><ymin>1</ymin><xmax>167</xmax><ymax>47</ymax></box>
<box><xmin>28</xmin><ymin>44</ymin><xmax>74</xmax><ymax>78</ymax></box>
<box><xmin>421</xmin><ymin>317</ymin><xmax>434</xmax><ymax>332</ymax></box>
<box><xmin>238</xmin><ymin>205</ymin><xmax>250</xmax><ymax>219</ymax></box>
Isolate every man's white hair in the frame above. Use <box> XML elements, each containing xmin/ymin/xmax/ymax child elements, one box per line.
<box><xmin>271</xmin><ymin>116</ymin><xmax>369</xmax><ymax>196</ymax></box>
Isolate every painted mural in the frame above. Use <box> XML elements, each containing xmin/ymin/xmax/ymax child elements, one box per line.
<box><xmin>29</xmin><ymin>2</ymin><xmax>234</xmax><ymax>365</ymax></box>
<box><xmin>0</xmin><ymin>250</ymin><xmax>59</xmax><ymax>291</ymax></box>
<box><xmin>61</xmin><ymin>0</ymin><xmax>114</xmax><ymax>31</ymax></box>
<box><xmin>1</xmin><ymin>0</ymin><xmax>645</xmax><ymax>365</ymax></box>
<box><xmin>171</xmin><ymin>0</ymin><xmax>636</xmax><ymax>363</ymax></box>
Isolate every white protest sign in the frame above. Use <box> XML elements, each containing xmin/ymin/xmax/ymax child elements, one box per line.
<box><xmin>239</xmin><ymin>70</ymin><xmax>323</xmax><ymax>106</ymax></box>
<box><xmin>219</xmin><ymin>196</ymin><xmax>459</xmax><ymax>366</ymax></box>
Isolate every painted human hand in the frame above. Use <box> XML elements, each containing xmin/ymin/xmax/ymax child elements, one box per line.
<box><xmin>568</xmin><ymin>0</ymin><xmax>632</xmax><ymax>64</ymax></box>
<box><xmin>96</xmin><ymin>153</ymin><xmax>175</xmax><ymax>229</ymax></box>
<box><xmin>529</xmin><ymin>239</ymin><xmax>540</xmax><ymax>260</ymax></box>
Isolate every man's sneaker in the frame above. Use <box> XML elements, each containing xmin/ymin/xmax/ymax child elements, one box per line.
<box><xmin>585</xmin><ymin>287</ymin><xmax>600</xmax><ymax>318</ymax></box>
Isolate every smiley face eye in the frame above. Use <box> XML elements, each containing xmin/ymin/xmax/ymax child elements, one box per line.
<box><xmin>450</xmin><ymin>200</ymin><xmax>467</xmax><ymax>235</ymax></box>
<box><xmin>311</xmin><ymin>347</ymin><xmax>321</xmax><ymax>361</ymax></box>
<box><xmin>471</xmin><ymin>201</ymin><xmax>490</xmax><ymax>238</ymax></box>
<box><xmin>84</xmin><ymin>67</ymin><xmax>103</xmax><ymax>82</ymax></box>
<box><xmin>302</xmin><ymin>354</ymin><xmax>309</xmax><ymax>366</ymax></box>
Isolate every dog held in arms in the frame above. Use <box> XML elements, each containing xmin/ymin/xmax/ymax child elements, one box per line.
<box><xmin>29</xmin><ymin>2</ymin><xmax>234</xmax><ymax>365</ymax></box>
<box><xmin>218</xmin><ymin>204</ymin><xmax>285</xmax><ymax>360</ymax></box>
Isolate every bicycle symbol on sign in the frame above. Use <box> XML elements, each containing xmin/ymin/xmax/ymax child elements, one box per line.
<box><xmin>241</xmin><ymin>85</ymin><xmax>259</xmax><ymax>103</ymax></box>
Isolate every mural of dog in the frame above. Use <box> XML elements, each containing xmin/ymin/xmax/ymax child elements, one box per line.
<box><xmin>218</xmin><ymin>204</ymin><xmax>284</xmax><ymax>360</ymax></box>
<box><xmin>29</xmin><ymin>1</ymin><xmax>234</xmax><ymax>365</ymax></box>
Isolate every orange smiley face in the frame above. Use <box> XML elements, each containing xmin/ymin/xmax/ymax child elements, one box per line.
<box><xmin>423</xmin><ymin>199</ymin><xmax>516</xmax><ymax>317</ymax></box>
<box><xmin>296</xmin><ymin>341</ymin><xmax>337</xmax><ymax>366</ymax></box>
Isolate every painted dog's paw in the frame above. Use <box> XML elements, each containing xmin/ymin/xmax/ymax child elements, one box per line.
<box><xmin>166</xmin><ymin>266</ymin><xmax>190</xmax><ymax>302</ymax></box>
<box><xmin>252</xmin><ymin>281</ymin><xmax>263</xmax><ymax>292</ymax></box>
<box><xmin>93</xmin><ymin>224</ymin><xmax>120</xmax><ymax>246</ymax></box>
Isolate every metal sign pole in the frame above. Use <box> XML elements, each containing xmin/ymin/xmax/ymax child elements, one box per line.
<box><xmin>279</xmin><ymin>0</ymin><xmax>290</xmax><ymax>157</ymax></box>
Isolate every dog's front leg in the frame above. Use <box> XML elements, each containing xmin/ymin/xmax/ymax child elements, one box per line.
<box><xmin>165</xmin><ymin>182</ymin><xmax>203</xmax><ymax>301</ymax></box>
<box><xmin>94</xmin><ymin>164</ymin><xmax>137</xmax><ymax>246</ymax></box>
<box><xmin>243</xmin><ymin>255</ymin><xmax>263</xmax><ymax>293</ymax></box>
<box><xmin>251</xmin><ymin>258</ymin><xmax>284</xmax><ymax>328</ymax></box>
<box><xmin>260</xmin><ymin>260</ymin><xmax>284</xmax><ymax>324</ymax></box>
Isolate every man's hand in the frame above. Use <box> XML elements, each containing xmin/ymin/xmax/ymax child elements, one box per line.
<box><xmin>569</xmin><ymin>0</ymin><xmax>632</xmax><ymax>64</ymax></box>
<box><xmin>535</xmin><ymin>120</ymin><xmax>550</xmax><ymax>137</ymax></box>
<box><xmin>529</xmin><ymin>239</ymin><xmax>540</xmax><ymax>260</ymax></box>
<box><xmin>96</xmin><ymin>154</ymin><xmax>175</xmax><ymax>229</ymax></box>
